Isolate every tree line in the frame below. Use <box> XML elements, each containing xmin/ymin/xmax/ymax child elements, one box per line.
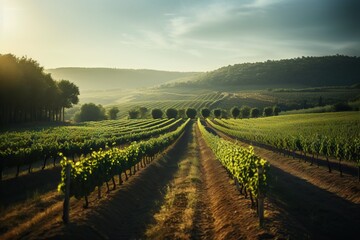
<box><xmin>168</xmin><ymin>55</ymin><xmax>360</xmax><ymax>89</ymax></box>
<box><xmin>0</xmin><ymin>54</ymin><xmax>79</xmax><ymax>124</ymax></box>
<box><xmin>74</xmin><ymin>103</ymin><xmax>281</xmax><ymax>122</ymax></box>
<box><xmin>124</xmin><ymin>105</ymin><xmax>280</xmax><ymax>120</ymax></box>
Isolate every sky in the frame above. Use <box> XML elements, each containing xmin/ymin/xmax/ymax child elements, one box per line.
<box><xmin>0</xmin><ymin>0</ymin><xmax>359</xmax><ymax>72</ymax></box>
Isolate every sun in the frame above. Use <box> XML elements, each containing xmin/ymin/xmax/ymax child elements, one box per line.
<box><xmin>0</xmin><ymin>2</ymin><xmax>19</xmax><ymax>34</ymax></box>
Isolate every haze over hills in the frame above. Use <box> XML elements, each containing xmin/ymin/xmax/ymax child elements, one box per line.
<box><xmin>45</xmin><ymin>68</ymin><xmax>199</xmax><ymax>91</ymax></box>
<box><xmin>163</xmin><ymin>55</ymin><xmax>360</xmax><ymax>90</ymax></box>
<box><xmin>46</xmin><ymin>56</ymin><xmax>360</xmax><ymax>94</ymax></box>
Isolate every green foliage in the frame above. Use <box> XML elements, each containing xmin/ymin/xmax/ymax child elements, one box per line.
<box><xmin>178</xmin><ymin>109</ymin><xmax>186</xmax><ymax>119</ymax></box>
<box><xmin>152</xmin><ymin>109</ymin><xmax>163</xmax><ymax>119</ymax></box>
<box><xmin>58</xmin><ymin>119</ymin><xmax>190</xmax><ymax>202</ymax></box>
<box><xmin>231</xmin><ymin>107</ymin><xmax>240</xmax><ymax>118</ymax></box>
<box><xmin>263</xmin><ymin>107</ymin><xmax>273</xmax><ymax>117</ymax></box>
<box><xmin>250</xmin><ymin>108</ymin><xmax>260</xmax><ymax>118</ymax></box>
<box><xmin>186</xmin><ymin>108</ymin><xmax>197</xmax><ymax>119</ymax></box>
<box><xmin>108</xmin><ymin>107</ymin><xmax>119</xmax><ymax>120</ymax></box>
<box><xmin>332</xmin><ymin>102</ymin><xmax>352</xmax><ymax>112</ymax></box>
<box><xmin>75</xmin><ymin>103</ymin><xmax>107</xmax><ymax>122</ymax></box>
<box><xmin>272</xmin><ymin>105</ymin><xmax>281</xmax><ymax>116</ymax></box>
<box><xmin>139</xmin><ymin>107</ymin><xmax>148</xmax><ymax>118</ymax></box>
<box><xmin>213</xmin><ymin>109</ymin><xmax>222</xmax><ymax>118</ymax></box>
<box><xmin>240</xmin><ymin>106</ymin><xmax>251</xmax><ymax>118</ymax></box>
<box><xmin>282</xmin><ymin>99</ymin><xmax>359</xmax><ymax>115</ymax></box>
<box><xmin>128</xmin><ymin>109</ymin><xmax>139</xmax><ymax>119</ymax></box>
<box><xmin>0</xmin><ymin>118</ymin><xmax>184</xmax><ymax>173</ymax></box>
<box><xmin>111</xmin><ymin>91</ymin><xmax>229</xmax><ymax>120</ymax></box>
<box><xmin>166</xmin><ymin>108</ymin><xmax>178</xmax><ymax>119</ymax></box>
<box><xmin>208</xmin><ymin>112</ymin><xmax>360</xmax><ymax>165</ymax></box>
<box><xmin>221</xmin><ymin>109</ymin><xmax>228</xmax><ymax>118</ymax></box>
<box><xmin>0</xmin><ymin>54</ymin><xmax>79</xmax><ymax>124</ymax></box>
<box><xmin>201</xmin><ymin>108</ymin><xmax>211</xmax><ymax>118</ymax></box>
<box><xmin>171</xmin><ymin>55</ymin><xmax>360</xmax><ymax>89</ymax></box>
<box><xmin>58</xmin><ymin>80</ymin><xmax>80</xmax><ymax>108</ymax></box>
<box><xmin>198</xmin><ymin>119</ymin><xmax>270</xmax><ymax>198</ymax></box>
<box><xmin>129</xmin><ymin>109</ymin><xmax>139</xmax><ymax>119</ymax></box>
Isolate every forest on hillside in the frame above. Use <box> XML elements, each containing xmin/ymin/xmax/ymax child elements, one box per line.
<box><xmin>166</xmin><ymin>55</ymin><xmax>360</xmax><ymax>89</ymax></box>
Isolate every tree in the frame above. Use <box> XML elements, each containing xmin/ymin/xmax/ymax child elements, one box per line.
<box><xmin>128</xmin><ymin>109</ymin><xmax>139</xmax><ymax>119</ymax></box>
<box><xmin>201</xmin><ymin>108</ymin><xmax>211</xmax><ymax>118</ymax></box>
<box><xmin>221</xmin><ymin>109</ymin><xmax>228</xmax><ymax>118</ymax></box>
<box><xmin>213</xmin><ymin>109</ymin><xmax>222</xmax><ymax>118</ymax></box>
<box><xmin>58</xmin><ymin>80</ymin><xmax>80</xmax><ymax>121</ymax></box>
<box><xmin>272</xmin><ymin>105</ymin><xmax>281</xmax><ymax>116</ymax></box>
<box><xmin>178</xmin><ymin>109</ymin><xmax>186</xmax><ymax>119</ymax></box>
<box><xmin>250</xmin><ymin>108</ymin><xmax>260</xmax><ymax>118</ymax></box>
<box><xmin>263</xmin><ymin>107</ymin><xmax>273</xmax><ymax>117</ymax></box>
<box><xmin>152</xmin><ymin>108</ymin><xmax>163</xmax><ymax>119</ymax></box>
<box><xmin>75</xmin><ymin>103</ymin><xmax>107</xmax><ymax>122</ymax></box>
<box><xmin>0</xmin><ymin>54</ymin><xmax>79</xmax><ymax>124</ymax></box>
<box><xmin>231</xmin><ymin>107</ymin><xmax>240</xmax><ymax>118</ymax></box>
<box><xmin>139</xmin><ymin>107</ymin><xmax>148</xmax><ymax>118</ymax></box>
<box><xmin>167</xmin><ymin>56</ymin><xmax>360</xmax><ymax>89</ymax></box>
<box><xmin>166</xmin><ymin>108</ymin><xmax>178</xmax><ymax>119</ymax></box>
<box><xmin>186</xmin><ymin>108</ymin><xmax>197</xmax><ymax>119</ymax></box>
<box><xmin>44</xmin><ymin>75</ymin><xmax>62</xmax><ymax>122</ymax></box>
<box><xmin>108</xmin><ymin>107</ymin><xmax>119</xmax><ymax>120</ymax></box>
<box><xmin>332</xmin><ymin>102</ymin><xmax>352</xmax><ymax>112</ymax></box>
<box><xmin>240</xmin><ymin>105</ymin><xmax>251</xmax><ymax>118</ymax></box>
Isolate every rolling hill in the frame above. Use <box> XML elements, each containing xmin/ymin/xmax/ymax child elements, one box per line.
<box><xmin>163</xmin><ymin>55</ymin><xmax>360</xmax><ymax>90</ymax></box>
<box><xmin>45</xmin><ymin>68</ymin><xmax>199</xmax><ymax>91</ymax></box>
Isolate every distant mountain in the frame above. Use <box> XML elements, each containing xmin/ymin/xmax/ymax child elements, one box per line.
<box><xmin>45</xmin><ymin>68</ymin><xmax>199</xmax><ymax>91</ymax></box>
<box><xmin>163</xmin><ymin>55</ymin><xmax>360</xmax><ymax>89</ymax></box>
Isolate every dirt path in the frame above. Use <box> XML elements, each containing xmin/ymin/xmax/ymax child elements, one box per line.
<box><xmin>195</xmin><ymin>124</ymin><xmax>297</xmax><ymax>239</ymax></box>
<box><xmin>1</xmin><ymin>122</ymin><xmax>273</xmax><ymax>239</ymax></box>
<box><xmin>145</xmin><ymin>123</ymin><xmax>215</xmax><ymax>239</ymax></box>
<box><xmin>0</xmin><ymin>167</ymin><xmax>61</xmax><ymax>209</ymax></box>
<box><xmin>4</xmin><ymin>120</ymin><xmax>357</xmax><ymax>239</ymax></box>
<box><xmin>207</xmin><ymin>123</ymin><xmax>360</xmax><ymax>239</ymax></box>
<box><xmin>1</xmin><ymin>124</ymin><xmax>191</xmax><ymax>239</ymax></box>
<box><xmin>145</xmin><ymin>122</ymin><xmax>296</xmax><ymax>239</ymax></box>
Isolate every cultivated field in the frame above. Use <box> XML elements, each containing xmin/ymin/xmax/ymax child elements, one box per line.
<box><xmin>0</xmin><ymin>111</ymin><xmax>359</xmax><ymax>239</ymax></box>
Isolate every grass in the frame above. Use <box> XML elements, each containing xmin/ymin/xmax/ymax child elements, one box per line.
<box><xmin>145</xmin><ymin>126</ymin><xmax>201</xmax><ymax>239</ymax></box>
<box><xmin>224</xmin><ymin>111</ymin><xmax>359</xmax><ymax>139</ymax></box>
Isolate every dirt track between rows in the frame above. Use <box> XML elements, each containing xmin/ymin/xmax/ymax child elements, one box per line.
<box><xmin>206</xmin><ymin>122</ymin><xmax>360</xmax><ymax>239</ymax></box>
<box><xmin>1</xmin><ymin>120</ymin><xmax>359</xmax><ymax>239</ymax></box>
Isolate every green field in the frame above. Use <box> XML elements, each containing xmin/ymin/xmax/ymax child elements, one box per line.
<box><xmin>0</xmin><ymin>118</ymin><xmax>183</xmax><ymax>179</ymax></box>
<box><xmin>208</xmin><ymin>112</ymin><xmax>360</xmax><ymax>171</ymax></box>
<box><xmin>63</xmin><ymin>86</ymin><xmax>359</xmax><ymax>121</ymax></box>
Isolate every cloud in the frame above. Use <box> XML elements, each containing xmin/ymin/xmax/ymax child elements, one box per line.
<box><xmin>2</xmin><ymin>0</ymin><xmax>359</xmax><ymax>71</ymax></box>
<box><xmin>161</xmin><ymin>0</ymin><xmax>360</xmax><ymax>59</ymax></box>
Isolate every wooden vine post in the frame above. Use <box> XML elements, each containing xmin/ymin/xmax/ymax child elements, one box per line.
<box><xmin>62</xmin><ymin>163</ymin><xmax>71</xmax><ymax>224</ymax></box>
<box><xmin>258</xmin><ymin>166</ymin><xmax>264</xmax><ymax>227</ymax></box>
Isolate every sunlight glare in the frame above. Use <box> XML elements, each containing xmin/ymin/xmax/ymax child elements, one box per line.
<box><xmin>0</xmin><ymin>4</ymin><xmax>19</xmax><ymax>35</ymax></box>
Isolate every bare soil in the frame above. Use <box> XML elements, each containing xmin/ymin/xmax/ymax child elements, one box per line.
<box><xmin>195</xmin><ymin>124</ymin><xmax>296</xmax><ymax>240</ymax></box>
<box><xmin>208</xmin><ymin>123</ymin><xmax>360</xmax><ymax>240</ymax></box>
<box><xmin>145</xmin><ymin>124</ymin><xmax>215</xmax><ymax>239</ymax></box>
<box><xmin>0</xmin><ymin>121</ymin><xmax>359</xmax><ymax>240</ymax></box>
<box><xmin>1</xmin><ymin>125</ymin><xmax>190</xmax><ymax>240</ymax></box>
